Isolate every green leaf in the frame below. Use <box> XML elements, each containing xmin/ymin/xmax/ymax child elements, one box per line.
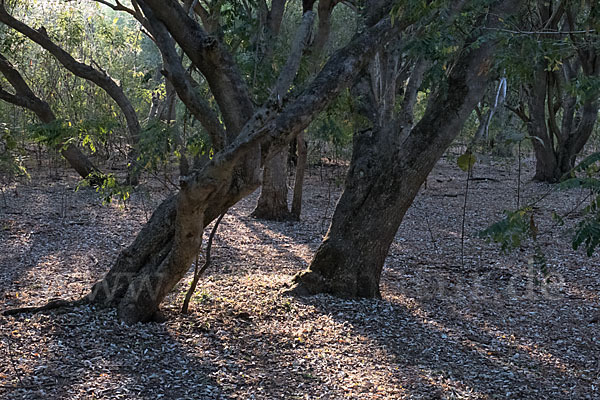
<box><xmin>457</xmin><ymin>152</ymin><xmax>477</xmax><ymax>172</ymax></box>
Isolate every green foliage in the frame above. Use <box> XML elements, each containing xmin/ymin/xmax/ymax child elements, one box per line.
<box><xmin>29</xmin><ymin>119</ymin><xmax>75</xmax><ymax>148</ymax></box>
<box><xmin>391</xmin><ymin>0</ymin><xmax>453</xmax><ymax>25</ymax></box>
<box><xmin>0</xmin><ymin>122</ymin><xmax>28</xmax><ymax>179</ymax></box>
<box><xmin>309</xmin><ymin>88</ymin><xmax>368</xmax><ymax>160</ymax></box>
<box><xmin>485</xmin><ymin>151</ymin><xmax>600</xmax><ymax>259</ymax></box>
<box><xmin>563</xmin><ymin>152</ymin><xmax>600</xmax><ymax>177</ymax></box>
<box><xmin>77</xmin><ymin>117</ymin><xmax>118</xmax><ymax>155</ymax></box>
<box><xmin>479</xmin><ymin>208</ymin><xmax>533</xmax><ymax>253</ymax></box>
<box><xmin>457</xmin><ymin>152</ymin><xmax>476</xmax><ymax>172</ymax></box>
<box><xmin>480</xmin><ymin>208</ymin><xmax>550</xmax><ymax>277</ymax></box>
<box><xmin>78</xmin><ymin>171</ymin><xmax>131</xmax><ymax>207</ymax></box>
<box><xmin>1</xmin><ymin>0</ymin><xmax>161</xmax><ymax>162</ymax></box>
<box><xmin>136</xmin><ymin>120</ymin><xmax>179</xmax><ymax>172</ymax></box>
<box><xmin>572</xmin><ymin>217</ymin><xmax>600</xmax><ymax>257</ymax></box>
<box><xmin>558</xmin><ymin>152</ymin><xmax>600</xmax><ymax>256</ymax></box>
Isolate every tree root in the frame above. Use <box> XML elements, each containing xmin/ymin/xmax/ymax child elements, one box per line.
<box><xmin>2</xmin><ymin>297</ymin><xmax>89</xmax><ymax>316</ymax></box>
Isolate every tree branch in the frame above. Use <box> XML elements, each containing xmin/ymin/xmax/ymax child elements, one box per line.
<box><xmin>139</xmin><ymin>0</ymin><xmax>254</xmax><ymax>136</ymax></box>
<box><xmin>0</xmin><ymin>3</ymin><xmax>141</xmax><ymax>145</ymax></box>
<box><xmin>0</xmin><ymin>53</ymin><xmax>102</xmax><ymax>180</ymax></box>
<box><xmin>272</xmin><ymin>11</ymin><xmax>315</xmax><ymax>98</ymax></box>
<box><xmin>139</xmin><ymin>1</ymin><xmax>227</xmax><ymax>150</ymax></box>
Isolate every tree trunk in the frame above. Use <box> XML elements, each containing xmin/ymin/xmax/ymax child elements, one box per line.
<box><xmin>531</xmin><ymin>140</ymin><xmax>560</xmax><ymax>182</ymax></box>
<box><xmin>521</xmin><ymin>3</ymin><xmax>600</xmax><ymax>183</ymax></box>
<box><xmin>253</xmin><ymin>2</ymin><xmax>338</xmax><ymax>220</ymax></box>
<box><xmin>252</xmin><ymin>151</ymin><xmax>292</xmax><ymax>220</ymax></box>
<box><xmin>60</xmin><ymin>144</ymin><xmax>100</xmax><ymax>181</ymax></box>
<box><xmin>85</xmin><ymin>8</ymin><xmax>400</xmax><ymax>323</ymax></box>
<box><xmin>289</xmin><ymin>0</ymin><xmax>520</xmax><ymax>297</ymax></box>
<box><xmin>527</xmin><ymin>71</ymin><xmax>599</xmax><ymax>183</ymax></box>
<box><xmin>291</xmin><ymin>131</ymin><xmax>307</xmax><ymax>219</ymax></box>
<box><xmin>291</xmin><ymin>128</ymin><xmax>416</xmax><ymax>297</ymax></box>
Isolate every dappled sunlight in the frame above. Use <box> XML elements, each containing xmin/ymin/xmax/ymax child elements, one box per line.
<box><xmin>211</xmin><ymin>211</ymin><xmax>315</xmax><ymax>273</ymax></box>
<box><xmin>385</xmin><ymin>289</ymin><xmax>594</xmax><ymax>391</ymax></box>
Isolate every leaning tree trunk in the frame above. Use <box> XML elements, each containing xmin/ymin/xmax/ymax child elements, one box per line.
<box><xmin>289</xmin><ymin>0</ymin><xmax>519</xmax><ymax>297</ymax></box>
<box><xmin>85</xmin><ymin>5</ymin><xmax>399</xmax><ymax>323</ymax></box>
<box><xmin>291</xmin><ymin>127</ymin><xmax>420</xmax><ymax>297</ymax></box>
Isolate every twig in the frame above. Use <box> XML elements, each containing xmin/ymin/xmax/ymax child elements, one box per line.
<box><xmin>517</xmin><ymin>140</ymin><xmax>521</xmax><ymax>208</ymax></box>
<box><xmin>482</xmin><ymin>26</ymin><xmax>595</xmax><ymax>35</ymax></box>
<box><xmin>181</xmin><ymin>211</ymin><xmax>226</xmax><ymax>314</ymax></box>
<box><xmin>460</xmin><ymin>163</ymin><xmax>472</xmax><ymax>268</ymax></box>
<box><xmin>1</xmin><ymin>185</ymin><xmax>6</xmax><ymax>207</ymax></box>
<box><xmin>424</xmin><ymin>212</ymin><xmax>439</xmax><ymax>254</ymax></box>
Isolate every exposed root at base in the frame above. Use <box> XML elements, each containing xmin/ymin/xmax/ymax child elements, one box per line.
<box><xmin>2</xmin><ymin>298</ymin><xmax>89</xmax><ymax>316</ymax></box>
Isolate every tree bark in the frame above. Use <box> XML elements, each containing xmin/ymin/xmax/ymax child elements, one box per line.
<box><xmin>252</xmin><ymin>151</ymin><xmax>292</xmax><ymax>220</ymax></box>
<box><xmin>86</xmin><ymin>7</ymin><xmax>401</xmax><ymax>323</ymax></box>
<box><xmin>252</xmin><ymin>8</ymin><xmax>317</xmax><ymax>220</ymax></box>
<box><xmin>527</xmin><ymin>70</ymin><xmax>599</xmax><ymax>183</ymax></box>
<box><xmin>253</xmin><ymin>2</ymin><xmax>337</xmax><ymax>220</ymax></box>
<box><xmin>289</xmin><ymin>0</ymin><xmax>522</xmax><ymax>298</ymax></box>
<box><xmin>518</xmin><ymin>2</ymin><xmax>600</xmax><ymax>183</ymax></box>
<box><xmin>291</xmin><ymin>131</ymin><xmax>307</xmax><ymax>219</ymax></box>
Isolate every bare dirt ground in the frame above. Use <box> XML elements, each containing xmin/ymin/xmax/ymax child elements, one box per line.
<box><xmin>0</xmin><ymin>155</ymin><xmax>599</xmax><ymax>399</ymax></box>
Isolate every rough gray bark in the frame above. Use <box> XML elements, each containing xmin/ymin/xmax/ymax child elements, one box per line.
<box><xmin>0</xmin><ymin>53</ymin><xmax>100</xmax><ymax>180</ymax></box>
<box><xmin>288</xmin><ymin>0</ymin><xmax>523</xmax><ymax>298</ymax></box>
<box><xmin>291</xmin><ymin>131</ymin><xmax>307</xmax><ymax>219</ymax></box>
<box><xmin>87</xmin><ymin>8</ymin><xmax>402</xmax><ymax>323</ymax></box>
<box><xmin>252</xmin><ymin>9</ymin><xmax>316</xmax><ymax>220</ymax></box>
<box><xmin>514</xmin><ymin>1</ymin><xmax>600</xmax><ymax>182</ymax></box>
<box><xmin>252</xmin><ymin>151</ymin><xmax>292</xmax><ymax>220</ymax></box>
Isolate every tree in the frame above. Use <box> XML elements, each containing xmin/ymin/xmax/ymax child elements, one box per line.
<box><xmin>66</xmin><ymin>0</ymin><xmax>406</xmax><ymax>323</ymax></box>
<box><xmin>507</xmin><ymin>0</ymin><xmax>600</xmax><ymax>183</ymax></box>
<box><xmin>0</xmin><ymin>1</ymin><xmax>144</xmax><ymax>182</ymax></box>
<box><xmin>288</xmin><ymin>0</ymin><xmax>524</xmax><ymax>298</ymax></box>
<box><xmin>0</xmin><ymin>52</ymin><xmax>100</xmax><ymax>180</ymax></box>
<box><xmin>253</xmin><ymin>0</ymin><xmax>346</xmax><ymax>220</ymax></box>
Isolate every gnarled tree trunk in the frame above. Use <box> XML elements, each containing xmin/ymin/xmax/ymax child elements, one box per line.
<box><xmin>515</xmin><ymin>1</ymin><xmax>600</xmax><ymax>183</ymax></box>
<box><xmin>86</xmin><ymin>5</ymin><xmax>400</xmax><ymax>323</ymax></box>
<box><xmin>289</xmin><ymin>0</ymin><xmax>522</xmax><ymax>298</ymax></box>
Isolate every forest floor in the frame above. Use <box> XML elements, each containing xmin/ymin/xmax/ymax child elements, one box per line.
<box><xmin>0</xmin><ymin>153</ymin><xmax>599</xmax><ymax>400</ymax></box>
